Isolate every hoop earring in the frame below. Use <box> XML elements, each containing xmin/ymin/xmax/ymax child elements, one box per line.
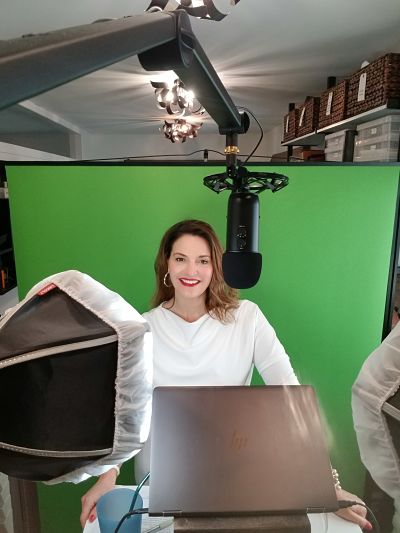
<box><xmin>163</xmin><ymin>272</ymin><xmax>172</xmax><ymax>288</ymax></box>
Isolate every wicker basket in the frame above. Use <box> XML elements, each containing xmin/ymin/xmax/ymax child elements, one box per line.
<box><xmin>346</xmin><ymin>53</ymin><xmax>400</xmax><ymax>118</ymax></box>
<box><xmin>283</xmin><ymin>109</ymin><xmax>299</xmax><ymax>142</ymax></box>
<box><xmin>318</xmin><ymin>80</ymin><xmax>348</xmax><ymax>129</ymax></box>
<box><xmin>297</xmin><ymin>97</ymin><xmax>320</xmax><ymax>137</ymax></box>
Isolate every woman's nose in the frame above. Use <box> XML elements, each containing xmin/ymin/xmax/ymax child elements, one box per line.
<box><xmin>185</xmin><ymin>261</ymin><xmax>198</xmax><ymax>276</ymax></box>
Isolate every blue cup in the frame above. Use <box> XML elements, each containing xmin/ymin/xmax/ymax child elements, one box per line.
<box><xmin>97</xmin><ymin>488</ymin><xmax>143</xmax><ymax>533</ymax></box>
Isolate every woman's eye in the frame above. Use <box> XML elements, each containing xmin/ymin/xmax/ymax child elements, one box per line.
<box><xmin>200</xmin><ymin>259</ymin><xmax>209</xmax><ymax>265</ymax></box>
<box><xmin>175</xmin><ymin>257</ymin><xmax>184</xmax><ymax>262</ymax></box>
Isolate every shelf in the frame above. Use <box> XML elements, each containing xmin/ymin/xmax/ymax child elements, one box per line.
<box><xmin>282</xmin><ymin>132</ymin><xmax>325</xmax><ymax>147</ymax></box>
<box><xmin>318</xmin><ymin>105</ymin><xmax>400</xmax><ymax>134</ymax></box>
<box><xmin>281</xmin><ymin>104</ymin><xmax>400</xmax><ymax>147</ymax></box>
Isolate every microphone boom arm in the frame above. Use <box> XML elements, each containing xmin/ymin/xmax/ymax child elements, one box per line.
<box><xmin>0</xmin><ymin>9</ymin><xmax>241</xmax><ymax>132</ymax></box>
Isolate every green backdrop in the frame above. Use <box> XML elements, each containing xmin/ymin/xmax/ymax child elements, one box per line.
<box><xmin>5</xmin><ymin>163</ymin><xmax>400</xmax><ymax>532</ymax></box>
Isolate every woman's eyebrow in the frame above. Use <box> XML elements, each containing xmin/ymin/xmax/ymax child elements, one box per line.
<box><xmin>172</xmin><ymin>252</ymin><xmax>210</xmax><ymax>258</ymax></box>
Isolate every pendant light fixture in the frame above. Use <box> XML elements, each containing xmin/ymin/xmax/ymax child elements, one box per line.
<box><xmin>161</xmin><ymin>118</ymin><xmax>202</xmax><ymax>142</ymax></box>
<box><xmin>151</xmin><ymin>78</ymin><xmax>204</xmax><ymax>117</ymax></box>
<box><xmin>146</xmin><ymin>0</ymin><xmax>241</xmax><ymax>21</ymax></box>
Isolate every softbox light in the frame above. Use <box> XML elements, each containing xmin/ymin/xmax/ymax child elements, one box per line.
<box><xmin>352</xmin><ymin>321</ymin><xmax>400</xmax><ymax>510</ymax></box>
<box><xmin>0</xmin><ymin>270</ymin><xmax>152</xmax><ymax>483</ymax></box>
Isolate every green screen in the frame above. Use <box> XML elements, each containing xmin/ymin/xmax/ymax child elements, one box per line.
<box><xmin>5</xmin><ymin>163</ymin><xmax>399</xmax><ymax>532</ymax></box>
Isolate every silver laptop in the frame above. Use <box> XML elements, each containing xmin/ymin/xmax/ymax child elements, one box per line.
<box><xmin>148</xmin><ymin>385</ymin><xmax>338</xmax><ymax>517</ymax></box>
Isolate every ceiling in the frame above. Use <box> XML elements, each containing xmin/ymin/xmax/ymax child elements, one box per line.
<box><xmin>2</xmin><ymin>0</ymin><xmax>400</xmax><ymax>145</ymax></box>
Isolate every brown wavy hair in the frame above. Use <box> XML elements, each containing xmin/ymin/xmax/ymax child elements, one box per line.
<box><xmin>152</xmin><ymin>219</ymin><xmax>238</xmax><ymax>322</ymax></box>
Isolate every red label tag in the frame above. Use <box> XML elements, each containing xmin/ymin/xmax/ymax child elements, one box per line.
<box><xmin>37</xmin><ymin>283</ymin><xmax>57</xmax><ymax>296</ymax></box>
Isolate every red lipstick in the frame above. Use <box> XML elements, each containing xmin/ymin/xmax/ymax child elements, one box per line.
<box><xmin>179</xmin><ymin>278</ymin><xmax>200</xmax><ymax>287</ymax></box>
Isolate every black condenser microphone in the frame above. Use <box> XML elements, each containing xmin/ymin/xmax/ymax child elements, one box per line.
<box><xmin>222</xmin><ymin>191</ymin><xmax>262</xmax><ymax>289</ymax></box>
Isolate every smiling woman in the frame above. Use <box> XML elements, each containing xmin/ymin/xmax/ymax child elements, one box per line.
<box><xmin>79</xmin><ymin>218</ymin><xmax>370</xmax><ymax>530</ymax></box>
<box><xmin>165</xmin><ymin>234</ymin><xmax>214</xmax><ymax>316</ymax></box>
<box><xmin>151</xmin><ymin>219</ymin><xmax>238</xmax><ymax>323</ymax></box>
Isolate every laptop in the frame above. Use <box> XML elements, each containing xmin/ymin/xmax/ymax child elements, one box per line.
<box><xmin>148</xmin><ymin>385</ymin><xmax>338</xmax><ymax>517</ymax></box>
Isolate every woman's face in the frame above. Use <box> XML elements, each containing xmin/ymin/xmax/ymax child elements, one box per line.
<box><xmin>167</xmin><ymin>234</ymin><xmax>213</xmax><ymax>302</ymax></box>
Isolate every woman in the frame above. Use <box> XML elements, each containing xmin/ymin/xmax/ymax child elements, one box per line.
<box><xmin>81</xmin><ymin>219</ymin><xmax>370</xmax><ymax>529</ymax></box>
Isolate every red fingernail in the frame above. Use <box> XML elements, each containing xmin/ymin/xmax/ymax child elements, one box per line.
<box><xmin>364</xmin><ymin>523</ymin><xmax>372</xmax><ymax>531</ymax></box>
<box><xmin>89</xmin><ymin>514</ymin><xmax>95</xmax><ymax>523</ymax></box>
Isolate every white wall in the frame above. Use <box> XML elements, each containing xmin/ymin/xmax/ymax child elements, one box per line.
<box><xmin>81</xmin><ymin>126</ymin><xmax>285</xmax><ymax>162</ymax></box>
<box><xmin>263</xmin><ymin>124</ymin><xmax>285</xmax><ymax>157</ymax></box>
<box><xmin>0</xmin><ymin>142</ymin><xmax>73</xmax><ymax>161</ymax></box>
<box><xmin>0</xmin><ymin>133</ymin><xmax>73</xmax><ymax>158</ymax></box>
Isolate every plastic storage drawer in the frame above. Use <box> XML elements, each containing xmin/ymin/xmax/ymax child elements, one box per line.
<box><xmin>354</xmin><ymin>115</ymin><xmax>400</xmax><ymax>161</ymax></box>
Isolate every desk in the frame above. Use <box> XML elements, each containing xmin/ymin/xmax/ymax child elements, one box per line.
<box><xmin>83</xmin><ymin>486</ymin><xmax>362</xmax><ymax>533</ymax></box>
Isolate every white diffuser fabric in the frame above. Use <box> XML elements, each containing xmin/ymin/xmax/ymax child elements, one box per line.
<box><xmin>20</xmin><ymin>270</ymin><xmax>153</xmax><ymax>483</ymax></box>
<box><xmin>352</xmin><ymin>322</ymin><xmax>400</xmax><ymax>523</ymax></box>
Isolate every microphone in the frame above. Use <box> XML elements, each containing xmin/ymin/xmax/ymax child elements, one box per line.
<box><xmin>222</xmin><ymin>191</ymin><xmax>262</xmax><ymax>289</ymax></box>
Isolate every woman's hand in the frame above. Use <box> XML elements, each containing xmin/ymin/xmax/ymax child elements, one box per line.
<box><xmin>80</xmin><ymin>468</ymin><xmax>118</xmax><ymax>528</ymax></box>
<box><xmin>334</xmin><ymin>487</ymin><xmax>372</xmax><ymax>530</ymax></box>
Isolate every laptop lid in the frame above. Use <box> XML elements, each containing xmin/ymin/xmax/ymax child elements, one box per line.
<box><xmin>148</xmin><ymin>385</ymin><xmax>338</xmax><ymax>517</ymax></box>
